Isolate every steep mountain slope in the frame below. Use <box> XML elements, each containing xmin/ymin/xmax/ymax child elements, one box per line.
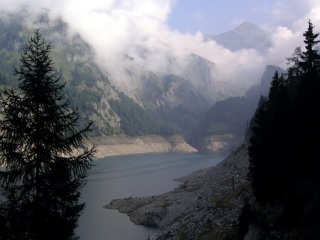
<box><xmin>0</xmin><ymin>14</ymin><xmax>120</xmax><ymax>136</ymax></box>
<box><xmin>0</xmin><ymin>13</ymin><xmax>178</xmax><ymax>137</ymax></box>
<box><xmin>140</xmin><ymin>74</ymin><xmax>210</xmax><ymax>132</ymax></box>
<box><xmin>188</xmin><ymin>65</ymin><xmax>285</xmax><ymax>151</ymax></box>
<box><xmin>181</xmin><ymin>54</ymin><xmax>240</xmax><ymax>102</ymax></box>
<box><xmin>206</xmin><ymin>22</ymin><xmax>270</xmax><ymax>52</ymax></box>
<box><xmin>116</xmin><ymin>53</ymin><xmax>242</xmax><ymax>134</ymax></box>
<box><xmin>0</xmin><ymin>12</ymin><xmax>281</xmax><ymax>152</ymax></box>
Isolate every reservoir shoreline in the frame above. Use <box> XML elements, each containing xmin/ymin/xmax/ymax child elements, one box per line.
<box><xmin>88</xmin><ymin>135</ymin><xmax>197</xmax><ymax>159</ymax></box>
<box><xmin>104</xmin><ymin>144</ymin><xmax>250</xmax><ymax>239</ymax></box>
<box><xmin>88</xmin><ymin>134</ymin><xmax>242</xmax><ymax>159</ymax></box>
<box><xmin>77</xmin><ymin>151</ymin><xmax>227</xmax><ymax>240</ymax></box>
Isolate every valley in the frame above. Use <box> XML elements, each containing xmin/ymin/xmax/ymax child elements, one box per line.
<box><xmin>0</xmin><ymin>12</ymin><xmax>276</xmax><ymax>154</ymax></box>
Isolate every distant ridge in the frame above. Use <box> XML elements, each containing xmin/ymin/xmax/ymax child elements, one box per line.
<box><xmin>233</xmin><ymin>21</ymin><xmax>267</xmax><ymax>38</ymax></box>
<box><xmin>206</xmin><ymin>21</ymin><xmax>270</xmax><ymax>52</ymax></box>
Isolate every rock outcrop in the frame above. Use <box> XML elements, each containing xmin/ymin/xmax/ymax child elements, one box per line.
<box><xmin>202</xmin><ymin>134</ymin><xmax>243</xmax><ymax>152</ymax></box>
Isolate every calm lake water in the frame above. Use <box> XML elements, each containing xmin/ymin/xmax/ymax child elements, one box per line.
<box><xmin>76</xmin><ymin>152</ymin><xmax>228</xmax><ymax>240</ymax></box>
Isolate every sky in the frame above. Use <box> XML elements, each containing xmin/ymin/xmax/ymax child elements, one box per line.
<box><xmin>168</xmin><ymin>0</ymin><xmax>319</xmax><ymax>34</ymax></box>
<box><xmin>1</xmin><ymin>0</ymin><xmax>320</xmax><ymax>91</ymax></box>
<box><xmin>168</xmin><ymin>0</ymin><xmax>276</xmax><ymax>35</ymax></box>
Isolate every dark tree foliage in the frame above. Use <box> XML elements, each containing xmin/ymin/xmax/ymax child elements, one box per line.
<box><xmin>249</xmin><ymin>73</ymin><xmax>295</xmax><ymax>203</ymax></box>
<box><xmin>0</xmin><ymin>29</ymin><xmax>95</xmax><ymax>240</ymax></box>
<box><xmin>299</xmin><ymin>20</ymin><xmax>320</xmax><ymax>73</ymax></box>
<box><xmin>295</xmin><ymin>22</ymin><xmax>320</xmax><ymax>165</ymax></box>
<box><xmin>248</xmin><ymin>21</ymin><xmax>320</xmax><ymax>237</ymax></box>
<box><xmin>248</xmin><ymin>96</ymin><xmax>272</xmax><ymax>203</ymax></box>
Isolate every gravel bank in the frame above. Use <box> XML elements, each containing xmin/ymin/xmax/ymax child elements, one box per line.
<box><xmin>88</xmin><ymin>135</ymin><xmax>198</xmax><ymax>158</ymax></box>
<box><xmin>104</xmin><ymin>143</ymin><xmax>252</xmax><ymax>239</ymax></box>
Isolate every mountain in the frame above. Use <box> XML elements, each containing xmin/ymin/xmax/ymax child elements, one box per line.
<box><xmin>114</xmin><ymin>53</ymin><xmax>243</xmax><ymax>135</ymax></box>
<box><xmin>106</xmin><ymin>57</ymin><xmax>213</xmax><ymax>133</ymax></box>
<box><xmin>0</xmin><ymin>13</ymin><xmax>179</xmax><ymax>137</ymax></box>
<box><xmin>142</xmin><ymin>74</ymin><xmax>210</xmax><ymax>133</ymax></box>
<box><xmin>188</xmin><ymin>64</ymin><xmax>284</xmax><ymax>151</ymax></box>
<box><xmin>0</xmin><ymin>15</ymin><xmax>122</xmax><ymax>136</ymax></box>
<box><xmin>206</xmin><ymin>22</ymin><xmax>270</xmax><ymax>52</ymax></box>
<box><xmin>0</xmin><ymin>11</ymin><xmax>282</xmax><ymax>152</ymax></box>
<box><xmin>181</xmin><ymin>54</ymin><xmax>240</xmax><ymax>102</ymax></box>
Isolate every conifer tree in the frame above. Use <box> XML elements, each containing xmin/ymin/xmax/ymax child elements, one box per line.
<box><xmin>294</xmin><ymin>20</ymin><xmax>320</xmax><ymax>167</ymax></box>
<box><xmin>248</xmin><ymin>20</ymin><xmax>320</xmax><ymax>206</ymax></box>
<box><xmin>299</xmin><ymin>20</ymin><xmax>320</xmax><ymax>73</ymax></box>
<box><xmin>247</xmin><ymin>20</ymin><xmax>320</xmax><ymax>238</ymax></box>
<box><xmin>248</xmin><ymin>96</ymin><xmax>271</xmax><ymax>203</ymax></box>
<box><xmin>0</xmin><ymin>29</ymin><xmax>95</xmax><ymax>240</ymax></box>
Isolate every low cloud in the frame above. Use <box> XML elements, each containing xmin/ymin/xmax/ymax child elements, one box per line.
<box><xmin>1</xmin><ymin>0</ymin><xmax>320</xmax><ymax>92</ymax></box>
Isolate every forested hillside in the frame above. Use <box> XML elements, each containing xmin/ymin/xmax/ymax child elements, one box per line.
<box><xmin>141</xmin><ymin>74</ymin><xmax>209</xmax><ymax>133</ymax></box>
<box><xmin>0</xmin><ymin>12</ymin><xmax>178</xmax><ymax>137</ymax></box>
<box><xmin>247</xmin><ymin>20</ymin><xmax>320</xmax><ymax>239</ymax></box>
<box><xmin>109</xmin><ymin>91</ymin><xmax>180</xmax><ymax>136</ymax></box>
<box><xmin>0</xmin><ymin>10</ymin><xmax>283</xmax><ymax>150</ymax></box>
<box><xmin>187</xmin><ymin>65</ymin><xmax>283</xmax><ymax>150</ymax></box>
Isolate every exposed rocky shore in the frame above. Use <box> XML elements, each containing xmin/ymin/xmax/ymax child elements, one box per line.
<box><xmin>88</xmin><ymin>135</ymin><xmax>197</xmax><ymax>158</ymax></box>
<box><xmin>104</xmin><ymin>143</ymin><xmax>252</xmax><ymax>239</ymax></box>
<box><xmin>201</xmin><ymin>134</ymin><xmax>243</xmax><ymax>152</ymax></box>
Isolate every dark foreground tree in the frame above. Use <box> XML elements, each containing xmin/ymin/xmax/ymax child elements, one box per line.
<box><xmin>248</xmin><ymin>20</ymin><xmax>320</xmax><ymax>238</ymax></box>
<box><xmin>248</xmin><ymin>20</ymin><xmax>320</xmax><ymax>205</ymax></box>
<box><xmin>0</xmin><ymin>29</ymin><xmax>96</xmax><ymax>240</ymax></box>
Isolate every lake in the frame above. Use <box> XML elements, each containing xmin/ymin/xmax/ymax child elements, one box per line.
<box><xmin>76</xmin><ymin>151</ymin><xmax>227</xmax><ymax>240</ymax></box>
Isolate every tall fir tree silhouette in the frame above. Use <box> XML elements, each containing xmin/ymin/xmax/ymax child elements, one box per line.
<box><xmin>248</xmin><ymin>20</ymin><xmax>320</xmax><ymax>204</ymax></box>
<box><xmin>0</xmin><ymin>29</ymin><xmax>96</xmax><ymax>240</ymax></box>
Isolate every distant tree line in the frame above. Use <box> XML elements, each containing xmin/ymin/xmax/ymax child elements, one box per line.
<box><xmin>188</xmin><ymin>95</ymin><xmax>258</xmax><ymax>149</ymax></box>
<box><xmin>201</xmin><ymin>96</ymin><xmax>257</xmax><ymax>136</ymax></box>
<box><xmin>109</xmin><ymin>91</ymin><xmax>180</xmax><ymax>136</ymax></box>
<box><xmin>248</xmin><ymin>20</ymin><xmax>320</xmax><ymax>238</ymax></box>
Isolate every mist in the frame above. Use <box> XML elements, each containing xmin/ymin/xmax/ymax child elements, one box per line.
<box><xmin>1</xmin><ymin>0</ymin><xmax>320</xmax><ymax>92</ymax></box>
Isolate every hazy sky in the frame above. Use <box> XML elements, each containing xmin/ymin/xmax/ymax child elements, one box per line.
<box><xmin>1</xmin><ymin>0</ymin><xmax>320</xmax><ymax>90</ymax></box>
<box><xmin>168</xmin><ymin>0</ymin><xmax>320</xmax><ymax>34</ymax></box>
<box><xmin>168</xmin><ymin>0</ymin><xmax>278</xmax><ymax>34</ymax></box>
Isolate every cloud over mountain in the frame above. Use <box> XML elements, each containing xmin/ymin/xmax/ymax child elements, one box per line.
<box><xmin>0</xmin><ymin>0</ymin><xmax>320</xmax><ymax>91</ymax></box>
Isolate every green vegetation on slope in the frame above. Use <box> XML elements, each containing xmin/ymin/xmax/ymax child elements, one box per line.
<box><xmin>188</xmin><ymin>95</ymin><xmax>258</xmax><ymax>149</ymax></box>
<box><xmin>110</xmin><ymin>91</ymin><xmax>180</xmax><ymax>136</ymax></box>
<box><xmin>0</xmin><ymin>12</ymin><xmax>180</xmax><ymax>138</ymax></box>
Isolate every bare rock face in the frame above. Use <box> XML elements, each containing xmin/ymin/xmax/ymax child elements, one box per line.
<box><xmin>107</xmin><ymin>196</ymin><xmax>167</xmax><ymax>226</ymax></box>
<box><xmin>202</xmin><ymin>134</ymin><xmax>243</xmax><ymax>152</ymax></box>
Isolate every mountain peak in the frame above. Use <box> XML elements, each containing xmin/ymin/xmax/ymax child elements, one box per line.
<box><xmin>234</xmin><ymin>21</ymin><xmax>266</xmax><ymax>38</ymax></box>
<box><xmin>206</xmin><ymin>21</ymin><xmax>270</xmax><ymax>52</ymax></box>
<box><xmin>236</xmin><ymin>21</ymin><xmax>259</xmax><ymax>29</ymax></box>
